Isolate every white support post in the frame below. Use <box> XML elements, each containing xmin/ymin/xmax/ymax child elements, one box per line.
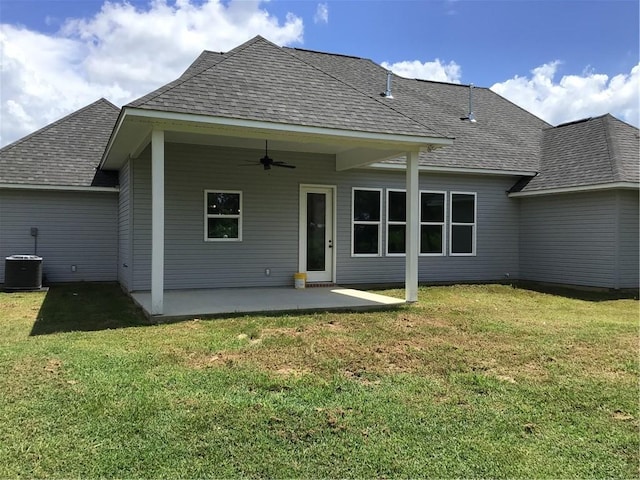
<box><xmin>151</xmin><ymin>129</ymin><xmax>165</xmax><ymax>315</ymax></box>
<box><xmin>405</xmin><ymin>151</ymin><xmax>420</xmax><ymax>303</ymax></box>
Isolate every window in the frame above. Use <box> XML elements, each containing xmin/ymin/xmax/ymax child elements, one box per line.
<box><xmin>205</xmin><ymin>190</ymin><xmax>242</xmax><ymax>241</ymax></box>
<box><xmin>420</xmin><ymin>191</ymin><xmax>446</xmax><ymax>255</ymax></box>
<box><xmin>352</xmin><ymin>188</ymin><xmax>381</xmax><ymax>256</ymax></box>
<box><xmin>450</xmin><ymin>192</ymin><xmax>476</xmax><ymax>255</ymax></box>
<box><xmin>386</xmin><ymin>189</ymin><xmax>406</xmax><ymax>255</ymax></box>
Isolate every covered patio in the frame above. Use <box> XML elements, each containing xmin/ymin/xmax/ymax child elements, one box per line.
<box><xmin>131</xmin><ymin>286</ymin><xmax>406</xmax><ymax>321</ymax></box>
<box><xmin>101</xmin><ymin>37</ymin><xmax>453</xmax><ymax>316</ymax></box>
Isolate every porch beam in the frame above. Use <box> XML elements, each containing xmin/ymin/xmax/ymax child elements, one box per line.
<box><xmin>130</xmin><ymin>129</ymin><xmax>151</xmax><ymax>159</ymax></box>
<box><xmin>405</xmin><ymin>151</ymin><xmax>420</xmax><ymax>303</ymax></box>
<box><xmin>151</xmin><ymin>129</ymin><xmax>165</xmax><ymax>315</ymax></box>
<box><xmin>335</xmin><ymin>147</ymin><xmax>403</xmax><ymax>171</ymax></box>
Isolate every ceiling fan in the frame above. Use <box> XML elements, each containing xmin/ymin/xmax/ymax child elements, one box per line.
<box><xmin>256</xmin><ymin>140</ymin><xmax>296</xmax><ymax>170</ymax></box>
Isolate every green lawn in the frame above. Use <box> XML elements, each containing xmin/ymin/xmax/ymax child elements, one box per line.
<box><xmin>0</xmin><ymin>283</ymin><xmax>637</xmax><ymax>478</ymax></box>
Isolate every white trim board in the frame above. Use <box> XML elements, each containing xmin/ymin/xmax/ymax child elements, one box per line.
<box><xmin>366</xmin><ymin>162</ymin><xmax>537</xmax><ymax>177</ymax></box>
<box><xmin>124</xmin><ymin>108</ymin><xmax>454</xmax><ymax>146</ymax></box>
<box><xmin>509</xmin><ymin>182</ymin><xmax>639</xmax><ymax>197</ymax></box>
<box><xmin>0</xmin><ymin>183</ymin><xmax>119</xmax><ymax>193</ymax></box>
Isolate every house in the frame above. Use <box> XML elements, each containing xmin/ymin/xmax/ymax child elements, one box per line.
<box><xmin>1</xmin><ymin>36</ymin><xmax>638</xmax><ymax>315</ymax></box>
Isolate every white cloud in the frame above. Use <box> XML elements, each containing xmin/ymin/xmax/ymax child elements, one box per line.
<box><xmin>381</xmin><ymin>59</ymin><xmax>462</xmax><ymax>84</ymax></box>
<box><xmin>314</xmin><ymin>3</ymin><xmax>329</xmax><ymax>24</ymax></box>
<box><xmin>0</xmin><ymin>0</ymin><xmax>303</xmax><ymax>147</ymax></box>
<box><xmin>491</xmin><ymin>61</ymin><xmax>640</xmax><ymax>127</ymax></box>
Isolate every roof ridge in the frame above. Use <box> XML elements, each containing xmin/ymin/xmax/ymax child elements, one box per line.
<box><xmin>285</xmin><ymin>47</ymin><xmax>450</xmax><ymax>139</ymax></box>
<box><xmin>178</xmin><ymin>50</ymin><xmax>224</xmax><ymax>79</ymax></box>
<box><xmin>128</xmin><ymin>36</ymin><xmax>265</xmax><ymax>108</ymax></box>
<box><xmin>487</xmin><ymin>89</ymin><xmax>551</xmax><ymax>129</ymax></box>
<box><xmin>589</xmin><ymin>116</ymin><xmax>619</xmax><ymax>180</ymax></box>
<box><xmin>602</xmin><ymin>115</ymin><xmax>623</xmax><ymax>181</ymax></box>
<box><xmin>413</xmin><ymin>78</ymin><xmax>474</xmax><ymax>88</ymax></box>
<box><xmin>285</xmin><ymin>46</ymin><xmax>364</xmax><ymax>61</ymax></box>
<box><xmin>0</xmin><ymin>98</ymin><xmax>117</xmax><ymax>153</ymax></box>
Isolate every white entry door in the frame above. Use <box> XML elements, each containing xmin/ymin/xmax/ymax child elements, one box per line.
<box><xmin>300</xmin><ymin>186</ymin><xmax>335</xmax><ymax>283</ymax></box>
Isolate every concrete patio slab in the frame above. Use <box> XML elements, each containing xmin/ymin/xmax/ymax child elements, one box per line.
<box><xmin>131</xmin><ymin>286</ymin><xmax>405</xmax><ymax>320</ymax></box>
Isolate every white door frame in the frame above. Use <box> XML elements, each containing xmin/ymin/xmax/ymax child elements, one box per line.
<box><xmin>299</xmin><ymin>184</ymin><xmax>337</xmax><ymax>283</ymax></box>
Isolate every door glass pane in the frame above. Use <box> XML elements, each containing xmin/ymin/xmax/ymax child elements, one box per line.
<box><xmin>307</xmin><ymin>193</ymin><xmax>326</xmax><ymax>271</ymax></box>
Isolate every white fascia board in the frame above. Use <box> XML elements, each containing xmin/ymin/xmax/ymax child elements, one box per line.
<box><xmin>123</xmin><ymin>108</ymin><xmax>454</xmax><ymax>147</ymax></box>
<box><xmin>509</xmin><ymin>182</ymin><xmax>639</xmax><ymax>197</ymax></box>
<box><xmin>0</xmin><ymin>183</ymin><xmax>119</xmax><ymax>193</ymax></box>
<box><xmin>99</xmin><ymin>109</ymin><xmax>127</xmax><ymax>169</ymax></box>
<box><xmin>367</xmin><ymin>162</ymin><xmax>537</xmax><ymax>177</ymax></box>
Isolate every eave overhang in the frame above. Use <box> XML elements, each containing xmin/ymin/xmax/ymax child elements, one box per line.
<box><xmin>0</xmin><ymin>183</ymin><xmax>119</xmax><ymax>193</ymax></box>
<box><xmin>100</xmin><ymin>107</ymin><xmax>454</xmax><ymax>171</ymax></box>
<box><xmin>508</xmin><ymin>181</ymin><xmax>639</xmax><ymax>197</ymax></box>
<box><xmin>366</xmin><ymin>162</ymin><xmax>538</xmax><ymax>177</ymax></box>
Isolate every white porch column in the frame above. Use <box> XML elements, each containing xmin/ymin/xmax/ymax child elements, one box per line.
<box><xmin>405</xmin><ymin>150</ymin><xmax>420</xmax><ymax>303</ymax></box>
<box><xmin>151</xmin><ymin>129</ymin><xmax>165</xmax><ymax>315</ymax></box>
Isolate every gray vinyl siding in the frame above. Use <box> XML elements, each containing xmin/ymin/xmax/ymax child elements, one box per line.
<box><xmin>518</xmin><ymin>190</ymin><xmax>632</xmax><ymax>288</ymax></box>
<box><xmin>118</xmin><ymin>161</ymin><xmax>132</xmax><ymax>290</ymax></box>
<box><xmin>618</xmin><ymin>190</ymin><xmax>639</xmax><ymax>288</ymax></box>
<box><xmin>130</xmin><ymin>143</ymin><xmax>520</xmax><ymax>290</ymax></box>
<box><xmin>0</xmin><ymin>189</ymin><xmax>118</xmax><ymax>283</ymax></box>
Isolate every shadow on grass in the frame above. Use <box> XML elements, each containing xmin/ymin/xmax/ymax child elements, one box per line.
<box><xmin>514</xmin><ymin>281</ymin><xmax>639</xmax><ymax>302</ymax></box>
<box><xmin>31</xmin><ymin>282</ymin><xmax>150</xmax><ymax>336</ymax></box>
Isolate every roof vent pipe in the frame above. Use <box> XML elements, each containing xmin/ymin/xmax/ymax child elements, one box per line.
<box><xmin>467</xmin><ymin>84</ymin><xmax>477</xmax><ymax>123</ymax></box>
<box><xmin>384</xmin><ymin>70</ymin><xmax>393</xmax><ymax>98</ymax></box>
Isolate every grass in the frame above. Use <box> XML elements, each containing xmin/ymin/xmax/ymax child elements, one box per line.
<box><xmin>0</xmin><ymin>282</ymin><xmax>638</xmax><ymax>478</ymax></box>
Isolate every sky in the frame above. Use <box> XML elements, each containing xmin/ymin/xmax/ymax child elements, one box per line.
<box><xmin>0</xmin><ymin>0</ymin><xmax>638</xmax><ymax>147</ymax></box>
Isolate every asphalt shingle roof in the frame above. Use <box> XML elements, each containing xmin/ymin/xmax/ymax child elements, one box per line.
<box><xmin>288</xmin><ymin>46</ymin><xmax>549</xmax><ymax>172</ymax></box>
<box><xmin>2</xmin><ymin>36</ymin><xmax>638</xmax><ymax>193</ymax></box>
<box><xmin>0</xmin><ymin>99</ymin><xmax>120</xmax><ymax>187</ymax></box>
<box><xmin>127</xmin><ymin>36</ymin><xmax>446</xmax><ymax>138</ymax></box>
<box><xmin>519</xmin><ymin>114</ymin><xmax>640</xmax><ymax>192</ymax></box>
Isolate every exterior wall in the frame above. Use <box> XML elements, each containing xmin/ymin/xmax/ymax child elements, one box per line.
<box><xmin>519</xmin><ymin>190</ymin><xmax>639</xmax><ymax>289</ymax></box>
<box><xmin>130</xmin><ymin>143</ymin><xmax>521</xmax><ymax>291</ymax></box>
<box><xmin>118</xmin><ymin>161</ymin><xmax>132</xmax><ymax>290</ymax></box>
<box><xmin>618</xmin><ymin>190</ymin><xmax>639</xmax><ymax>288</ymax></box>
<box><xmin>0</xmin><ymin>189</ymin><xmax>118</xmax><ymax>283</ymax></box>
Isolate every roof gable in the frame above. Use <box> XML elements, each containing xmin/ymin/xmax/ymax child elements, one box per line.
<box><xmin>0</xmin><ymin>99</ymin><xmax>120</xmax><ymax>187</ymax></box>
<box><xmin>127</xmin><ymin>36</ymin><xmax>445</xmax><ymax>139</ymax></box>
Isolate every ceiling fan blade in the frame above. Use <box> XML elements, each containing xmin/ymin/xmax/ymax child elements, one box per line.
<box><xmin>272</xmin><ymin>162</ymin><xmax>296</xmax><ymax>169</ymax></box>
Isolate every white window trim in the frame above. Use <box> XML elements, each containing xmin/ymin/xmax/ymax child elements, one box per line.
<box><xmin>419</xmin><ymin>190</ymin><xmax>447</xmax><ymax>257</ymax></box>
<box><xmin>204</xmin><ymin>189</ymin><xmax>243</xmax><ymax>242</ymax></box>
<box><xmin>351</xmin><ymin>187</ymin><xmax>382</xmax><ymax>257</ymax></box>
<box><xmin>449</xmin><ymin>191</ymin><xmax>476</xmax><ymax>256</ymax></box>
<box><xmin>386</xmin><ymin>189</ymin><xmax>406</xmax><ymax>257</ymax></box>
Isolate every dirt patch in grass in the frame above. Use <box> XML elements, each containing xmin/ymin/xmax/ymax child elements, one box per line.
<box><xmin>181</xmin><ymin>299</ymin><xmax>637</xmax><ymax>385</ymax></box>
